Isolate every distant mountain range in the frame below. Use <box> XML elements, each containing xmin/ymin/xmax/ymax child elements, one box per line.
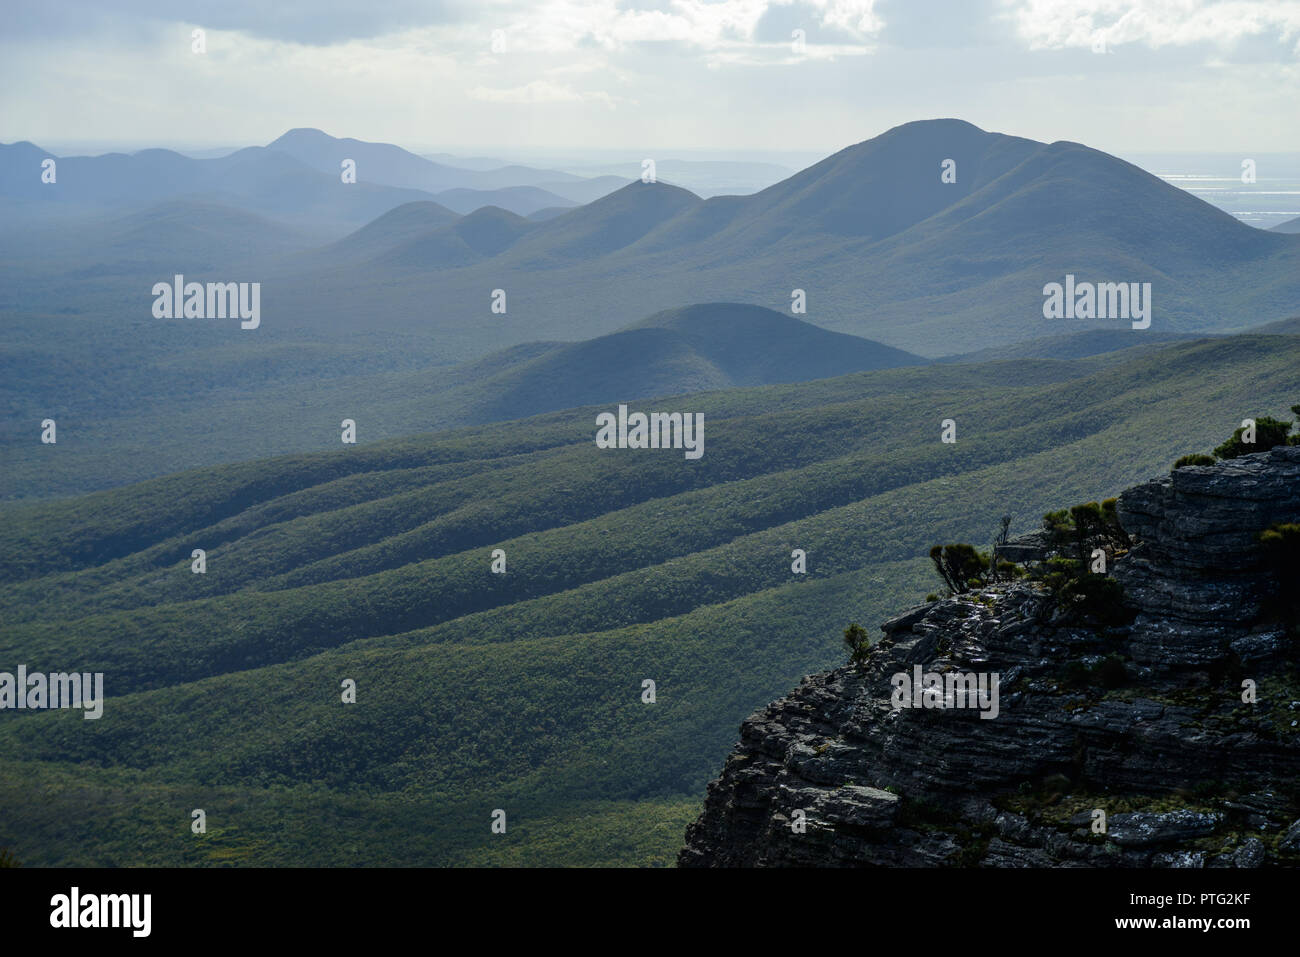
<box><xmin>4</xmin><ymin>118</ymin><xmax>1300</xmax><ymax>500</ymax></box>
<box><xmin>265</xmin><ymin>128</ymin><xmax>586</xmax><ymax>192</ymax></box>
<box><xmin>939</xmin><ymin>327</ymin><xmax>1208</xmax><ymax>363</ymax></box>
<box><xmin>431</xmin><ymin>186</ymin><xmax>575</xmax><ymax>217</ymax></box>
<box><xmin>266</xmin><ymin>128</ymin><xmax>629</xmax><ymax>208</ymax></box>
<box><xmin>0</xmin><ymin>128</ymin><xmax>628</xmax><ymax>233</ymax></box>
<box><xmin>1274</xmin><ymin>215</ymin><xmax>1300</xmax><ymax>234</ymax></box>
<box><xmin>268</xmin><ymin>119</ymin><xmax>1300</xmax><ymax>355</ymax></box>
<box><xmin>8</xmin><ymin>119</ymin><xmax>1298</xmax><ymax>355</ymax></box>
<box><xmin>0</xmin><ymin>139</ymin><xmax>435</xmax><ymax>235</ymax></box>
<box><xmin>0</xmin><ymin>199</ymin><xmax>315</xmax><ymax>272</ymax></box>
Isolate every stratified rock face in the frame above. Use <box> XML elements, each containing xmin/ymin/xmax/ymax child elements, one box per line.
<box><xmin>1118</xmin><ymin>448</ymin><xmax>1300</xmax><ymax>668</ymax></box>
<box><xmin>680</xmin><ymin>447</ymin><xmax>1300</xmax><ymax>867</ymax></box>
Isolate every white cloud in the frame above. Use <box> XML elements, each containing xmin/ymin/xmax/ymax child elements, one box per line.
<box><xmin>704</xmin><ymin>40</ymin><xmax>875</xmax><ymax>67</ymax></box>
<box><xmin>467</xmin><ymin>80</ymin><xmax>618</xmax><ymax>105</ymax></box>
<box><xmin>1002</xmin><ymin>0</ymin><xmax>1300</xmax><ymax>52</ymax></box>
<box><xmin>472</xmin><ymin>0</ymin><xmax>883</xmax><ymax>54</ymax></box>
<box><xmin>4</xmin><ymin>0</ymin><xmax>1298</xmax><ymax>152</ymax></box>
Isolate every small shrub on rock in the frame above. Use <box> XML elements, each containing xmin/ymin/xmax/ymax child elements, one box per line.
<box><xmin>929</xmin><ymin>544</ymin><xmax>990</xmax><ymax>595</ymax></box>
<box><xmin>1059</xmin><ymin>575</ymin><xmax>1132</xmax><ymax>626</ymax></box>
<box><xmin>1213</xmin><ymin>415</ymin><xmax>1292</xmax><ymax>460</ymax></box>
<box><xmin>1259</xmin><ymin>523</ymin><xmax>1300</xmax><ymax>629</ymax></box>
<box><xmin>843</xmin><ymin>622</ymin><xmax>871</xmax><ymax>669</ymax></box>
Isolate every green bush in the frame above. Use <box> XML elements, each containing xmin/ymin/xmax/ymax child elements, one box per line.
<box><xmin>929</xmin><ymin>544</ymin><xmax>990</xmax><ymax>595</ymax></box>
<box><xmin>1042</xmin><ymin>499</ymin><xmax>1128</xmax><ymax>563</ymax></box>
<box><xmin>1034</xmin><ymin>549</ymin><xmax>1132</xmax><ymax>625</ymax></box>
<box><xmin>1059</xmin><ymin>660</ymin><xmax>1089</xmax><ymax>689</ymax></box>
<box><xmin>996</xmin><ymin>560</ymin><xmax>1026</xmax><ymax>578</ymax></box>
<box><xmin>1260</xmin><ymin>522</ymin><xmax>1300</xmax><ymax>562</ymax></box>
<box><xmin>1070</xmin><ymin>502</ymin><xmax>1106</xmax><ymax>560</ymax></box>
<box><xmin>1059</xmin><ymin>575</ymin><xmax>1132</xmax><ymax>626</ymax></box>
<box><xmin>1174</xmin><ymin>405</ymin><xmax>1299</xmax><ymax>464</ymax></box>
<box><xmin>1039</xmin><ymin>556</ymin><xmax>1083</xmax><ymax>594</ymax></box>
<box><xmin>1042</xmin><ymin>509</ymin><xmax>1072</xmax><ymax>539</ymax></box>
<box><xmin>1260</xmin><ymin>523</ymin><xmax>1300</xmax><ymax>627</ymax></box>
<box><xmin>843</xmin><ymin>622</ymin><xmax>871</xmax><ymax>669</ymax></box>
<box><xmin>1213</xmin><ymin>415</ymin><xmax>1293</xmax><ymax>459</ymax></box>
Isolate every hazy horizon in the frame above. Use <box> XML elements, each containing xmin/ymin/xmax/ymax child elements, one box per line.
<box><xmin>10</xmin><ymin>123</ymin><xmax>1299</xmax><ymax>227</ymax></box>
<box><xmin>5</xmin><ymin>1</ymin><xmax>1300</xmax><ymax>154</ymax></box>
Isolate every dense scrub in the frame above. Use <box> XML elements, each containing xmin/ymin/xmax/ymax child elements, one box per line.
<box><xmin>2</xmin><ymin>336</ymin><xmax>1299</xmax><ymax>865</ymax></box>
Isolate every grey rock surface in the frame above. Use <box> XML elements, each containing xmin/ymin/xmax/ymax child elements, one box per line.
<box><xmin>680</xmin><ymin>448</ymin><xmax>1300</xmax><ymax>867</ymax></box>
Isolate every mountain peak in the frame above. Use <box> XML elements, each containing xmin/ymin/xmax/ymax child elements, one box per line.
<box><xmin>876</xmin><ymin>116</ymin><xmax>993</xmax><ymax>138</ymax></box>
<box><xmin>504</xmin><ymin>178</ymin><xmax>701</xmax><ymax>260</ymax></box>
<box><xmin>601</xmin><ymin>178</ymin><xmax>701</xmax><ymax>204</ymax></box>
<box><xmin>267</xmin><ymin>127</ymin><xmax>335</xmax><ymax>147</ymax></box>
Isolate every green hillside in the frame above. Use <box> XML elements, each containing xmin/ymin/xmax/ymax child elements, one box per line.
<box><xmin>1</xmin><ymin>333</ymin><xmax>1297</xmax><ymax>866</ymax></box>
<box><xmin>0</xmin><ymin>304</ymin><xmax>918</xmax><ymax>502</ymax></box>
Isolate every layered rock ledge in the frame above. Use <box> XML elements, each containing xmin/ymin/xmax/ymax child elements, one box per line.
<box><xmin>679</xmin><ymin>447</ymin><xmax>1300</xmax><ymax>867</ymax></box>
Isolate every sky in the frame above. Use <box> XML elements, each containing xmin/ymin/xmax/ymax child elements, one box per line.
<box><xmin>3</xmin><ymin>0</ymin><xmax>1300</xmax><ymax>157</ymax></box>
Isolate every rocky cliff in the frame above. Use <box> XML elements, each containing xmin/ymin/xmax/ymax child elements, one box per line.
<box><xmin>679</xmin><ymin>446</ymin><xmax>1300</xmax><ymax>867</ymax></box>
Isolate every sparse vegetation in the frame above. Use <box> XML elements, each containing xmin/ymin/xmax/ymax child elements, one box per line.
<box><xmin>1260</xmin><ymin>522</ymin><xmax>1300</xmax><ymax>575</ymax></box>
<box><xmin>996</xmin><ymin>560</ymin><xmax>1027</xmax><ymax>579</ymax></box>
<box><xmin>1214</xmin><ymin>415</ymin><xmax>1293</xmax><ymax>459</ymax></box>
<box><xmin>929</xmin><ymin>543</ymin><xmax>990</xmax><ymax>595</ymax></box>
<box><xmin>1035</xmin><ymin>556</ymin><xmax>1132</xmax><ymax>626</ymax></box>
<box><xmin>1031</xmin><ymin>498</ymin><xmax>1134</xmax><ymax>625</ymax></box>
<box><xmin>1043</xmin><ymin>499</ymin><xmax>1129</xmax><ymax>562</ymax></box>
<box><xmin>1170</xmin><ymin>402</ymin><xmax>1299</xmax><ymax>467</ymax></box>
<box><xmin>843</xmin><ymin>622</ymin><xmax>871</xmax><ymax>669</ymax></box>
<box><xmin>1260</xmin><ymin>522</ymin><xmax>1300</xmax><ymax>629</ymax></box>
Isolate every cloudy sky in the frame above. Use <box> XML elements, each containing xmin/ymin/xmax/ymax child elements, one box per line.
<box><xmin>4</xmin><ymin>0</ymin><xmax>1299</xmax><ymax>156</ymax></box>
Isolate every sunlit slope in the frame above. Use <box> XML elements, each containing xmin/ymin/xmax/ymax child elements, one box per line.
<box><xmin>0</xmin><ymin>333</ymin><xmax>1297</xmax><ymax>866</ymax></box>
